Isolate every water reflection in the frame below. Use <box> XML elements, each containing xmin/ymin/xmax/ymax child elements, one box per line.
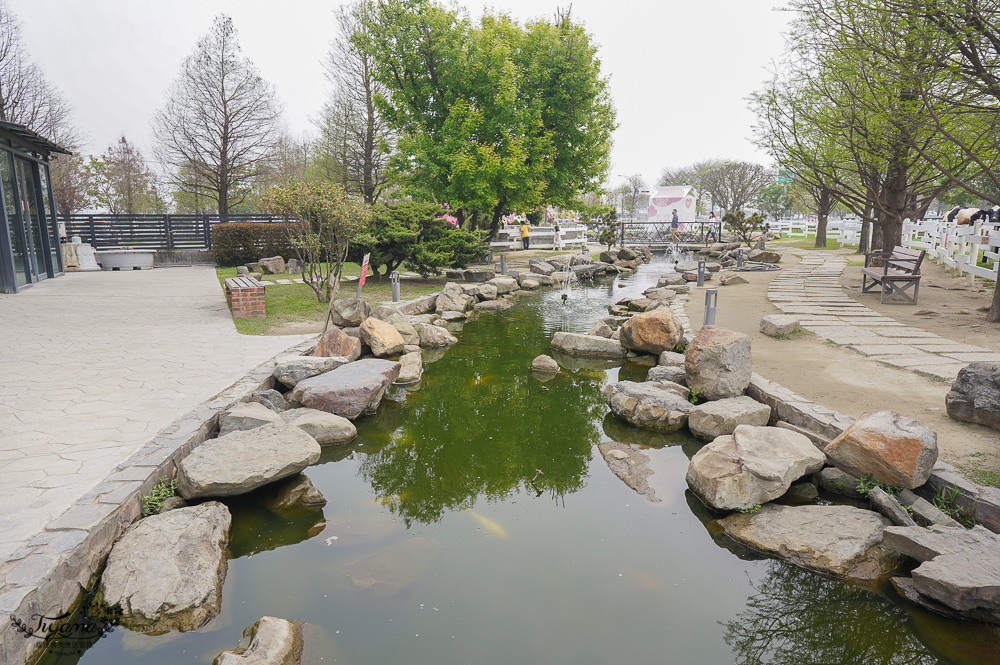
<box><xmin>721</xmin><ymin>561</ymin><xmax>994</xmax><ymax>665</ymax></box>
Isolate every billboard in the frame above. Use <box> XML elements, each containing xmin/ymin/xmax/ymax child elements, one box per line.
<box><xmin>647</xmin><ymin>185</ymin><xmax>697</xmax><ymax>223</ymax></box>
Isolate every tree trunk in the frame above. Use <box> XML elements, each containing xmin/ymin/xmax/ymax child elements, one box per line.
<box><xmin>814</xmin><ymin>189</ymin><xmax>831</xmax><ymax>248</ymax></box>
<box><xmin>988</xmin><ymin>280</ymin><xmax>1000</xmax><ymax>323</ymax></box>
<box><xmin>487</xmin><ymin>199</ymin><xmax>507</xmax><ymax>240</ymax></box>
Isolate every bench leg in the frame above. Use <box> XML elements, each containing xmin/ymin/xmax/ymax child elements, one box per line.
<box><xmin>881</xmin><ymin>280</ymin><xmax>918</xmax><ymax>305</ymax></box>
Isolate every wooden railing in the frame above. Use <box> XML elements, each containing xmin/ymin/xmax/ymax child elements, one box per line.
<box><xmin>57</xmin><ymin>214</ymin><xmax>285</xmax><ymax>250</ymax></box>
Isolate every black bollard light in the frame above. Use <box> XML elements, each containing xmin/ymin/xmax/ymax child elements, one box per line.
<box><xmin>704</xmin><ymin>289</ymin><xmax>718</xmax><ymax>326</ymax></box>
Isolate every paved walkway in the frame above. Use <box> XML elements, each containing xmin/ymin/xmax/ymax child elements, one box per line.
<box><xmin>0</xmin><ymin>267</ymin><xmax>311</xmax><ymax>563</ymax></box>
<box><xmin>768</xmin><ymin>252</ymin><xmax>1000</xmax><ymax>380</ymax></box>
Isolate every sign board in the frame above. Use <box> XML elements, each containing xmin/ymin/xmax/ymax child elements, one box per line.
<box><xmin>647</xmin><ymin>185</ymin><xmax>697</xmax><ymax>223</ymax></box>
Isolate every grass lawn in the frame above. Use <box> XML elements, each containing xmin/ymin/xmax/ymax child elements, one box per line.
<box><xmin>217</xmin><ymin>267</ymin><xmax>446</xmax><ymax>335</ymax></box>
<box><xmin>772</xmin><ymin>237</ymin><xmax>846</xmax><ymax>250</ymax></box>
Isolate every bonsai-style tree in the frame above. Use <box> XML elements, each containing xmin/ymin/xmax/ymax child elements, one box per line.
<box><xmin>723</xmin><ymin>210</ymin><xmax>769</xmax><ymax>247</ymax></box>
<box><xmin>262</xmin><ymin>181</ymin><xmax>372</xmax><ymax>303</ymax></box>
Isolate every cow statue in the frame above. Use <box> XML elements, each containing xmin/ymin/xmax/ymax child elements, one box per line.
<box><xmin>945</xmin><ymin>205</ymin><xmax>1000</xmax><ymax>225</ymax></box>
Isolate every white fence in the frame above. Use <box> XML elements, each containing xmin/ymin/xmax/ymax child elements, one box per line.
<box><xmin>902</xmin><ymin>219</ymin><xmax>1000</xmax><ymax>283</ymax></box>
<box><xmin>489</xmin><ymin>220</ymin><xmax>588</xmax><ymax>251</ymax></box>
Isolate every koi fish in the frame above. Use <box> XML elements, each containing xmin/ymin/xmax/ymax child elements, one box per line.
<box><xmin>467</xmin><ymin>510</ymin><xmax>509</xmax><ymax>539</ymax></box>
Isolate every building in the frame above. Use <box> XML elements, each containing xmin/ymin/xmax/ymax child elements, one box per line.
<box><xmin>0</xmin><ymin>122</ymin><xmax>70</xmax><ymax>294</ymax></box>
<box><xmin>646</xmin><ymin>185</ymin><xmax>698</xmax><ymax>224</ymax></box>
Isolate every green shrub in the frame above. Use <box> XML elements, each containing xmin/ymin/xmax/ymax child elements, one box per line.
<box><xmin>211</xmin><ymin>222</ymin><xmax>304</xmax><ymax>267</ymax></box>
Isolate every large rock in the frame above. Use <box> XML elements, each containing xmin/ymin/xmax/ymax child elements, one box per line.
<box><xmin>946</xmin><ymin>362</ymin><xmax>1000</xmax><ymax>429</ymax></box>
<box><xmin>883</xmin><ymin>525</ymin><xmax>1000</xmax><ymax>622</ymax></box>
<box><xmin>257</xmin><ymin>256</ymin><xmax>286</xmax><ymax>274</ymax></box>
<box><xmin>436</xmin><ymin>282</ymin><xmax>473</xmax><ymax>313</ymax></box>
<box><xmin>311</xmin><ymin>327</ymin><xmax>362</xmax><ymax>361</ymax></box>
<box><xmin>647</xmin><ymin>364</ymin><xmax>686</xmax><ymax>385</ymax></box>
<box><xmin>686</xmin><ymin>425</ymin><xmax>826</xmax><ymax>510</ymax></box>
<box><xmin>588</xmin><ymin>320</ymin><xmax>614</xmax><ymax>338</ymax></box>
<box><xmin>825</xmin><ymin>410</ymin><xmax>938</xmax><ymax>489</ymax></box>
<box><xmin>474</xmin><ymin>299</ymin><xmax>512</xmax><ymax>311</ymax></box>
<box><xmin>360</xmin><ymin>317</ymin><xmax>405</xmax><ymax>357</ymax></box>
<box><xmin>529</xmin><ymin>260</ymin><xmax>555</xmax><ymax>275</ymax></box>
<box><xmin>685</xmin><ymin>326</ymin><xmax>752</xmax><ymax>400</ymax></box>
<box><xmin>657</xmin><ymin>273</ymin><xmax>686</xmax><ymax>287</ymax></box>
<box><xmin>658</xmin><ymin>350</ymin><xmax>686</xmax><ymax>367</ymax></box>
<box><xmin>418</xmin><ymin>324</ymin><xmax>458</xmax><ymax>347</ymax></box>
<box><xmin>220</xmin><ymin>401</ymin><xmax>282</xmax><ymax>434</ymax></box>
<box><xmin>215</xmin><ymin>616</ymin><xmax>305</xmax><ymax>665</ymax></box>
<box><xmin>551</xmin><ymin>332</ymin><xmax>627</xmax><ymax>358</ymax></box>
<box><xmin>487</xmin><ymin>276</ymin><xmax>519</xmax><ymax>295</ymax></box>
<box><xmin>177</xmin><ymin>423</ymin><xmax>321</xmax><ymax>499</ymax></box>
<box><xmin>251</xmin><ymin>389</ymin><xmax>290</xmax><ymax>413</ymax></box>
<box><xmin>273</xmin><ymin>355</ymin><xmax>350</xmax><ymax>389</ymax></box>
<box><xmin>603</xmin><ymin>381</ymin><xmax>692</xmax><ymax>432</ymax></box>
<box><xmin>281</xmin><ymin>407</ymin><xmax>357</xmax><ymax>444</ymax></box>
<box><xmin>328</xmin><ymin>298</ymin><xmax>372</xmax><ymax>327</ymax></box>
<box><xmin>718</xmin><ymin>504</ymin><xmax>898</xmax><ymax>579</ymax></box>
<box><xmin>687</xmin><ymin>396</ymin><xmax>771</xmax><ymax>441</ymax></box>
<box><xmin>395</xmin><ymin>351</ymin><xmax>423</xmax><ymax>384</ymax></box>
<box><xmin>98</xmin><ymin>502</ymin><xmax>231</xmax><ymax>632</ymax></box>
<box><xmin>868</xmin><ymin>486</ymin><xmax>918</xmax><ymax>527</ymax></box>
<box><xmin>618</xmin><ymin>247</ymin><xmax>640</xmax><ymax>261</ymax></box>
<box><xmin>370</xmin><ymin>305</ymin><xmax>420</xmax><ymax>346</ymax></box>
<box><xmin>748</xmin><ymin>249</ymin><xmax>782</xmax><ymax>264</ymax></box>
<box><xmin>760</xmin><ymin>315</ymin><xmax>801</xmax><ymax>337</ymax></box>
<box><xmin>532</xmin><ymin>354</ymin><xmax>559</xmax><ymax>373</ymax></box>
<box><xmin>618</xmin><ymin>308</ymin><xmax>685</xmax><ymax>355</ymax></box>
<box><xmin>394</xmin><ymin>294</ymin><xmax>438</xmax><ymax>315</ymax></box>
<box><xmin>817</xmin><ymin>467</ymin><xmax>864</xmax><ymax>498</ymax></box>
<box><xmin>718</xmin><ymin>271</ymin><xmax>749</xmax><ymax>286</ymax></box>
<box><xmin>291</xmin><ymin>358</ymin><xmax>401</xmax><ymax>419</ymax></box>
<box><xmin>643</xmin><ymin>287</ymin><xmax>676</xmax><ymax>302</ymax></box>
<box><xmin>460</xmin><ymin>283</ymin><xmax>498</xmax><ymax>301</ymax></box>
<box><xmin>260</xmin><ymin>475</ymin><xmax>327</xmax><ymax>512</ymax></box>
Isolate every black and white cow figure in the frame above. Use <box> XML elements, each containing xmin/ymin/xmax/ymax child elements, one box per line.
<box><xmin>945</xmin><ymin>205</ymin><xmax>995</xmax><ymax>226</ymax></box>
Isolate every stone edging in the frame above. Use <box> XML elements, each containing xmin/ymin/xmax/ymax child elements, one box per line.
<box><xmin>0</xmin><ymin>338</ymin><xmax>315</xmax><ymax>665</ymax></box>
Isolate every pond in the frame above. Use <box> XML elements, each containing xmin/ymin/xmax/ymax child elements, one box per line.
<box><xmin>40</xmin><ymin>258</ymin><xmax>1000</xmax><ymax>665</ymax></box>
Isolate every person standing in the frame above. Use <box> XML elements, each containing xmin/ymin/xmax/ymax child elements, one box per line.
<box><xmin>670</xmin><ymin>209</ymin><xmax>680</xmax><ymax>243</ymax></box>
<box><xmin>552</xmin><ymin>220</ymin><xmax>562</xmax><ymax>250</ymax></box>
<box><xmin>520</xmin><ymin>221</ymin><xmax>531</xmax><ymax>250</ymax></box>
<box><xmin>706</xmin><ymin>211</ymin><xmax>718</xmax><ymax>242</ymax></box>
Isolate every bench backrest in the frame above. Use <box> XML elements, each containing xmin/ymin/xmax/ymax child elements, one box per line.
<box><xmin>888</xmin><ymin>246</ymin><xmax>925</xmax><ymax>274</ymax></box>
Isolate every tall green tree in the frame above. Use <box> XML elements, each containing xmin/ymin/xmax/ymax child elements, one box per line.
<box><xmin>86</xmin><ymin>136</ymin><xmax>163</xmax><ymax>215</ymax></box>
<box><xmin>360</xmin><ymin>2</ymin><xmax>615</xmax><ymax>237</ymax></box>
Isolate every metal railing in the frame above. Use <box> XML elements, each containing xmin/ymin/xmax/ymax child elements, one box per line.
<box><xmin>58</xmin><ymin>214</ymin><xmax>286</xmax><ymax>250</ymax></box>
<box><xmin>618</xmin><ymin>220</ymin><xmax>722</xmax><ymax>246</ymax></box>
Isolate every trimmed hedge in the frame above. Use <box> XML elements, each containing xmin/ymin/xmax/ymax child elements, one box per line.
<box><xmin>211</xmin><ymin>222</ymin><xmax>303</xmax><ymax>267</ymax></box>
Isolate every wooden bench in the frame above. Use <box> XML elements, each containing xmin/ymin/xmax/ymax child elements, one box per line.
<box><xmin>861</xmin><ymin>246</ymin><xmax>925</xmax><ymax>304</ymax></box>
<box><xmin>224</xmin><ymin>276</ymin><xmax>266</xmax><ymax>318</ymax></box>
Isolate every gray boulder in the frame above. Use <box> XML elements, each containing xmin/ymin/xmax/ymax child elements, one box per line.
<box><xmin>329</xmin><ymin>298</ymin><xmax>372</xmax><ymax>327</ymax></box>
<box><xmin>686</xmin><ymin>425</ymin><xmax>826</xmax><ymax>511</ymax></box>
<box><xmin>532</xmin><ymin>354</ymin><xmax>559</xmax><ymax>373</ymax></box>
<box><xmin>883</xmin><ymin>525</ymin><xmax>1000</xmax><ymax>622</ymax></box>
<box><xmin>260</xmin><ymin>475</ymin><xmax>327</xmax><ymax>512</ymax></box>
<box><xmin>418</xmin><ymin>323</ymin><xmax>458</xmax><ymax>347</ymax></box>
<box><xmin>520</xmin><ymin>278</ymin><xmax>541</xmax><ymax>290</ymax></box>
<box><xmin>257</xmin><ymin>256</ymin><xmax>286</xmax><ymax>274</ymax></box>
<box><xmin>98</xmin><ymin>502</ymin><xmax>231</xmax><ymax>632</ymax></box>
<box><xmin>603</xmin><ymin>381</ymin><xmax>693</xmax><ymax>432</ymax></box>
<box><xmin>685</xmin><ymin>325</ymin><xmax>752</xmax><ymax>400</ymax></box>
<box><xmin>687</xmin><ymin>396</ymin><xmax>771</xmax><ymax>441</ymax></box>
<box><xmin>946</xmin><ymin>362</ymin><xmax>1000</xmax><ymax>429</ymax></box>
<box><xmin>588</xmin><ymin>320</ymin><xmax>614</xmax><ymax>338</ymax></box>
<box><xmin>311</xmin><ymin>328</ymin><xmax>362</xmax><ymax>361</ymax></box>
<box><xmin>569</xmin><ymin>254</ymin><xmax>592</xmax><ymax>266</ymax></box>
<box><xmin>177</xmin><ymin>422</ymin><xmax>321</xmax><ymax>499</ymax></box>
<box><xmin>487</xmin><ymin>276</ymin><xmax>519</xmax><ymax>294</ymax></box>
<box><xmin>825</xmin><ymin>410</ymin><xmax>938</xmax><ymax>489</ymax></box>
<box><xmin>286</xmin><ymin>258</ymin><xmax>303</xmax><ymax>274</ymax></box>
<box><xmin>529</xmin><ymin>260</ymin><xmax>555</xmax><ymax>275</ymax></box>
<box><xmin>474</xmin><ymin>299</ymin><xmax>512</xmax><ymax>311</ymax></box>
<box><xmin>719</xmin><ymin>271</ymin><xmax>749</xmax><ymax>286</ymax></box>
<box><xmin>643</xmin><ymin>287</ymin><xmax>676</xmax><ymax>302</ymax></box>
<box><xmin>291</xmin><ymin>358</ymin><xmax>401</xmax><ymax>419</ymax></box>
<box><xmin>395</xmin><ymin>351</ymin><xmax>423</xmax><ymax>385</ymax></box>
<box><xmin>220</xmin><ymin>401</ymin><xmax>281</xmax><ymax>434</ymax></box>
<box><xmin>868</xmin><ymin>486</ymin><xmax>918</xmax><ymax>527</ymax></box>
<box><xmin>618</xmin><ymin>247</ymin><xmax>640</xmax><ymax>261</ymax></box>
<box><xmin>215</xmin><ymin>616</ymin><xmax>306</xmax><ymax>665</ymax></box>
<box><xmin>436</xmin><ymin>282</ymin><xmax>473</xmax><ymax>312</ymax></box>
<box><xmin>551</xmin><ymin>332</ymin><xmax>627</xmax><ymax>358</ymax></box>
<box><xmin>273</xmin><ymin>355</ymin><xmax>350</xmax><ymax>389</ymax></box>
<box><xmin>817</xmin><ymin>467</ymin><xmax>864</xmax><ymax>498</ymax></box>
<box><xmin>281</xmin><ymin>407</ymin><xmax>357</xmax><ymax>445</ymax></box>
<box><xmin>251</xmin><ymin>389</ymin><xmax>289</xmax><ymax>412</ymax></box>
<box><xmin>748</xmin><ymin>249</ymin><xmax>782</xmax><ymax>263</ymax></box>
<box><xmin>460</xmin><ymin>283</ymin><xmax>499</xmax><ymax>301</ymax></box>
<box><xmin>658</xmin><ymin>350</ymin><xmax>686</xmax><ymax>367</ymax></box>
<box><xmin>718</xmin><ymin>504</ymin><xmax>898</xmax><ymax>579</ymax></box>
<box><xmin>646</xmin><ymin>364</ymin><xmax>686</xmax><ymax>385</ymax></box>
<box><xmin>657</xmin><ymin>273</ymin><xmax>686</xmax><ymax>287</ymax></box>
<box><xmin>371</xmin><ymin>305</ymin><xmax>420</xmax><ymax>346</ymax></box>
<box><xmin>760</xmin><ymin>315</ymin><xmax>801</xmax><ymax>337</ymax></box>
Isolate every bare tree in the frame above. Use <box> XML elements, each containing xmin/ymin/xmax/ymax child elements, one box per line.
<box><xmin>87</xmin><ymin>136</ymin><xmax>161</xmax><ymax>215</ymax></box>
<box><xmin>660</xmin><ymin>159</ymin><xmax>725</xmax><ymax>213</ymax></box>
<box><xmin>153</xmin><ymin>15</ymin><xmax>281</xmax><ymax>215</ymax></box>
<box><xmin>619</xmin><ymin>173</ymin><xmax>645</xmax><ymax>218</ymax></box>
<box><xmin>49</xmin><ymin>152</ymin><xmax>89</xmax><ymax>215</ymax></box>
<box><xmin>702</xmin><ymin>161</ymin><xmax>773</xmax><ymax>213</ymax></box>
<box><xmin>315</xmin><ymin>2</ymin><xmax>393</xmax><ymax>204</ymax></box>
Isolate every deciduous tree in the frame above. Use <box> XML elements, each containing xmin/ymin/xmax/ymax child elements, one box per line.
<box><xmin>86</xmin><ymin>136</ymin><xmax>162</xmax><ymax>215</ymax></box>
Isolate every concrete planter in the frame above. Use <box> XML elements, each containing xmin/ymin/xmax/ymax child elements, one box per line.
<box><xmin>97</xmin><ymin>249</ymin><xmax>156</xmax><ymax>270</ymax></box>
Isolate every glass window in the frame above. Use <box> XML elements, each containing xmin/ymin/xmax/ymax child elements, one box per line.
<box><xmin>0</xmin><ymin>152</ymin><xmax>27</xmax><ymax>288</ymax></box>
<box><xmin>38</xmin><ymin>164</ymin><xmax>61</xmax><ymax>273</ymax></box>
<box><xmin>17</xmin><ymin>158</ymin><xmax>47</xmax><ymax>280</ymax></box>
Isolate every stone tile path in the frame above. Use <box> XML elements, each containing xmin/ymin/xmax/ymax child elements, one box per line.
<box><xmin>768</xmin><ymin>252</ymin><xmax>1000</xmax><ymax>380</ymax></box>
<box><xmin>0</xmin><ymin>267</ymin><xmax>311</xmax><ymax>564</ymax></box>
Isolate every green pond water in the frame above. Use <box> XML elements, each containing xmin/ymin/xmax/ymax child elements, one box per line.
<box><xmin>38</xmin><ymin>258</ymin><xmax>1000</xmax><ymax>665</ymax></box>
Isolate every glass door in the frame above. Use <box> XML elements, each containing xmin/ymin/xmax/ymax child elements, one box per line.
<box><xmin>15</xmin><ymin>158</ymin><xmax>47</xmax><ymax>281</ymax></box>
<box><xmin>0</xmin><ymin>152</ymin><xmax>28</xmax><ymax>289</ymax></box>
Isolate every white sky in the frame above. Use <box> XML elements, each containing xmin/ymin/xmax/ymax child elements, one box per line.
<box><xmin>11</xmin><ymin>0</ymin><xmax>793</xmax><ymax>191</ymax></box>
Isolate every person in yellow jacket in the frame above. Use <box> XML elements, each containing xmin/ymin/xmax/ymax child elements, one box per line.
<box><xmin>520</xmin><ymin>221</ymin><xmax>531</xmax><ymax>250</ymax></box>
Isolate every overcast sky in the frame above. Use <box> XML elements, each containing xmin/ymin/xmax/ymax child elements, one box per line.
<box><xmin>12</xmin><ymin>0</ymin><xmax>793</xmax><ymax>191</ymax></box>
